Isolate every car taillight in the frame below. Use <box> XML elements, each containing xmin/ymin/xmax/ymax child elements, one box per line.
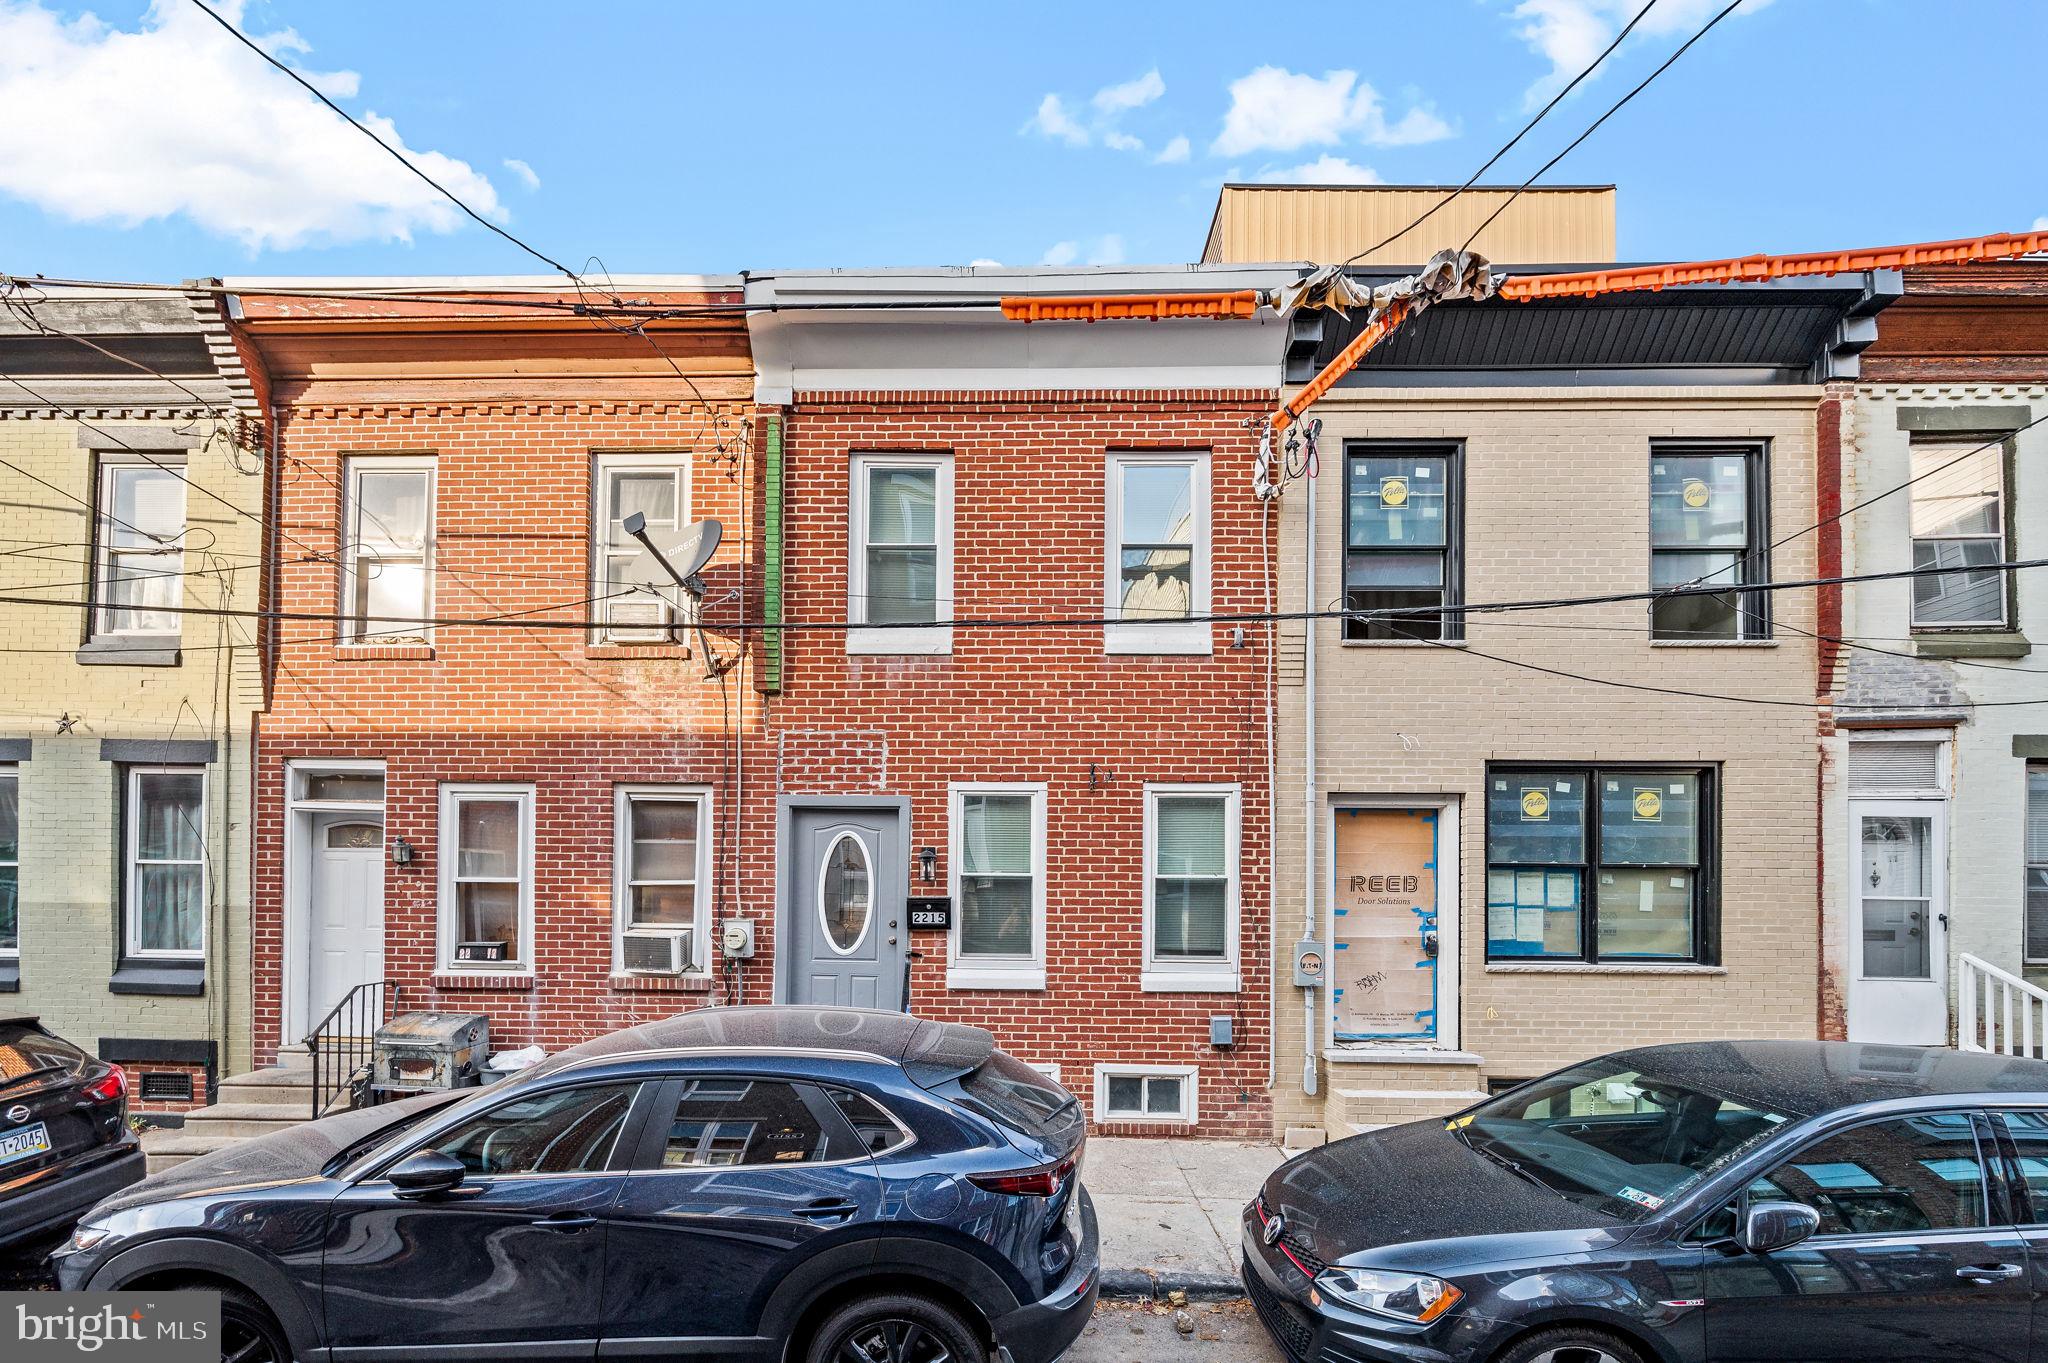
<box><xmin>82</xmin><ymin>1070</ymin><xmax>126</xmax><ymax>1105</ymax></box>
<box><xmin>970</xmin><ymin>1156</ymin><xmax>1074</xmax><ymax>1197</ymax></box>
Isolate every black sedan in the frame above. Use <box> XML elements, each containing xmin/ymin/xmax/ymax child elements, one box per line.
<box><xmin>0</xmin><ymin>1015</ymin><xmax>142</xmax><ymax>1253</ymax></box>
<box><xmin>54</xmin><ymin>1005</ymin><xmax>1096</xmax><ymax>1363</ymax></box>
<box><xmin>1245</xmin><ymin>1040</ymin><xmax>2048</xmax><ymax>1363</ymax></box>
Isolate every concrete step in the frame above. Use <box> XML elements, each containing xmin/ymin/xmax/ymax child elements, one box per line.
<box><xmin>140</xmin><ymin>1131</ymin><xmax>243</xmax><ymax>1175</ymax></box>
<box><xmin>180</xmin><ymin>1104</ymin><xmax>318</xmax><ymax>1139</ymax></box>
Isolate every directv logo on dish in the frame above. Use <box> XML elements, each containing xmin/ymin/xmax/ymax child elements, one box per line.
<box><xmin>2</xmin><ymin>1293</ymin><xmax>217</xmax><ymax>1362</ymax></box>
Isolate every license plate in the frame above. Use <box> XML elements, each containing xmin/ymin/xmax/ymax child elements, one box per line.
<box><xmin>0</xmin><ymin>1121</ymin><xmax>51</xmax><ymax>1167</ymax></box>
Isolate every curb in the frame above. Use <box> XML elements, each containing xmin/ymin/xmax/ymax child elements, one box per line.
<box><xmin>1098</xmin><ymin>1267</ymin><xmax>1246</xmax><ymax>1302</ymax></box>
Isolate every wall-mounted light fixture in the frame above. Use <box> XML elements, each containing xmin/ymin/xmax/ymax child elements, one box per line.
<box><xmin>917</xmin><ymin>846</ymin><xmax>938</xmax><ymax>883</ymax></box>
<box><xmin>390</xmin><ymin>838</ymin><xmax>415</xmax><ymax>866</ymax></box>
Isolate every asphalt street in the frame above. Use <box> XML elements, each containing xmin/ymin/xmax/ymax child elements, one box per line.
<box><xmin>1064</xmin><ymin>1298</ymin><xmax>1284</xmax><ymax>1363</ymax></box>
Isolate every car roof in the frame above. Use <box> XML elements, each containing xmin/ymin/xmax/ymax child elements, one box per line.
<box><xmin>528</xmin><ymin>1005</ymin><xmax>995</xmax><ymax>1088</ymax></box>
<box><xmin>1602</xmin><ymin>1039</ymin><xmax>2048</xmax><ymax>1117</ymax></box>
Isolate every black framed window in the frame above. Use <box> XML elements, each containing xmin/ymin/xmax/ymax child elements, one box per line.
<box><xmin>1343</xmin><ymin>442</ymin><xmax>1462</xmax><ymax>641</ymax></box>
<box><xmin>1649</xmin><ymin>443</ymin><xmax>1769</xmax><ymax>640</ymax></box>
<box><xmin>1485</xmin><ymin>765</ymin><xmax>1717</xmax><ymax>963</ymax></box>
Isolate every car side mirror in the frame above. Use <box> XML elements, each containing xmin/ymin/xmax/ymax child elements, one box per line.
<box><xmin>1738</xmin><ymin>1200</ymin><xmax>1819</xmax><ymax>1255</ymax></box>
<box><xmin>387</xmin><ymin>1150</ymin><xmax>467</xmax><ymax>1199</ymax></box>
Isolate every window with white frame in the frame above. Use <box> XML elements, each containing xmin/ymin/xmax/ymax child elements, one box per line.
<box><xmin>1143</xmin><ymin>786</ymin><xmax>1240</xmax><ymax>989</ymax></box>
<box><xmin>125</xmin><ymin>767</ymin><xmax>205</xmax><ymax>958</ymax></box>
<box><xmin>1910</xmin><ymin>438</ymin><xmax>2009</xmax><ymax>629</ymax></box>
<box><xmin>342</xmin><ymin>457</ymin><xmax>434</xmax><ymax>643</ymax></box>
<box><xmin>1093</xmin><ymin>1064</ymin><xmax>1197</xmax><ymax>1124</ymax></box>
<box><xmin>2028</xmin><ymin>766</ymin><xmax>2048</xmax><ymax>965</ymax></box>
<box><xmin>95</xmin><ymin>461</ymin><xmax>186</xmax><ymax>636</ymax></box>
<box><xmin>439</xmin><ymin>785</ymin><xmax>534</xmax><ymax>970</ymax></box>
<box><xmin>0</xmin><ymin>765</ymin><xmax>16</xmax><ymax>957</ymax></box>
<box><xmin>1106</xmin><ymin>452</ymin><xmax>1209</xmax><ymax>654</ymax></box>
<box><xmin>613</xmin><ymin>786</ymin><xmax>710</xmax><ymax>971</ymax></box>
<box><xmin>594</xmin><ymin>455</ymin><xmax>691</xmax><ymax>642</ymax></box>
<box><xmin>950</xmin><ymin>784</ymin><xmax>1045</xmax><ymax>987</ymax></box>
<box><xmin>849</xmin><ymin>454</ymin><xmax>952</xmax><ymax>654</ymax></box>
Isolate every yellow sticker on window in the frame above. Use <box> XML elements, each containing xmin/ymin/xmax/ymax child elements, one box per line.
<box><xmin>1633</xmin><ymin>788</ymin><xmax>1663</xmax><ymax>821</ymax></box>
<box><xmin>1681</xmin><ymin>478</ymin><xmax>1711</xmax><ymax>509</ymax></box>
<box><xmin>1380</xmin><ymin>476</ymin><xmax>1409</xmax><ymax>507</ymax></box>
<box><xmin>1520</xmin><ymin>788</ymin><xmax>1550</xmax><ymax>821</ymax></box>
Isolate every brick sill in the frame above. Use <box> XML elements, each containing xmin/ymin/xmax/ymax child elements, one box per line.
<box><xmin>611</xmin><ymin>973</ymin><xmax>715</xmax><ymax>992</ymax></box>
<box><xmin>335</xmin><ymin>644</ymin><xmax>435</xmax><ymax>662</ymax></box>
<box><xmin>430</xmin><ymin>972</ymin><xmax>535</xmax><ymax>991</ymax></box>
<box><xmin>585</xmin><ymin>644</ymin><xmax>693</xmax><ymax>661</ymax></box>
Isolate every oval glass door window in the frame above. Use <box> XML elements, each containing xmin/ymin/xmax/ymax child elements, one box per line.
<box><xmin>819</xmin><ymin>832</ymin><xmax>873</xmax><ymax>955</ymax></box>
<box><xmin>325</xmin><ymin>822</ymin><xmax>383</xmax><ymax>850</ymax></box>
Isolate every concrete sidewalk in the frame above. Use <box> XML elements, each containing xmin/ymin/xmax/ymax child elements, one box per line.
<box><xmin>1086</xmin><ymin>1137</ymin><xmax>1286</xmax><ymax>1299</ymax></box>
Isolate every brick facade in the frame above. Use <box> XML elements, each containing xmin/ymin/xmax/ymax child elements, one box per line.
<box><xmin>772</xmin><ymin>389</ymin><xmax>1276</xmax><ymax>1138</ymax></box>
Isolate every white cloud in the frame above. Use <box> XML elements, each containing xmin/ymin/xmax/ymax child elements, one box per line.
<box><xmin>1040</xmin><ymin>240</ymin><xmax>1080</xmax><ymax>267</ymax></box>
<box><xmin>502</xmin><ymin>158</ymin><xmax>540</xmax><ymax>191</ymax></box>
<box><xmin>1040</xmin><ymin>236</ymin><xmax>1124</xmax><ymax>267</ymax></box>
<box><xmin>1103</xmin><ymin>130</ymin><xmax>1144</xmax><ymax>153</ymax></box>
<box><xmin>1087</xmin><ymin>234</ymin><xmax>1125</xmax><ymax>266</ymax></box>
<box><xmin>1093</xmin><ymin>68</ymin><xmax>1164</xmax><ymax>115</ymax></box>
<box><xmin>1025</xmin><ymin>92</ymin><xmax>1091</xmax><ymax>146</ymax></box>
<box><xmin>2035</xmin><ymin>216</ymin><xmax>2048</xmax><ymax>231</ymax></box>
<box><xmin>969</xmin><ymin>257</ymin><xmax>1003</xmax><ymax>268</ymax></box>
<box><xmin>1153</xmin><ymin>135</ymin><xmax>1191</xmax><ymax>165</ymax></box>
<box><xmin>1508</xmin><ymin>0</ymin><xmax>1774</xmax><ymax>109</ymax></box>
<box><xmin>1256</xmin><ymin>155</ymin><xmax>1383</xmax><ymax>185</ymax></box>
<box><xmin>0</xmin><ymin>0</ymin><xmax>509</xmax><ymax>250</ymax></box>
<box><xmin>1211</xmin><ymin>66</ymin><xmax>1452</xmax><ymax>156</ymax></box>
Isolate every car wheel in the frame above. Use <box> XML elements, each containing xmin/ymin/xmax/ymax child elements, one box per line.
<box><xmin>218</xmin><ymin>1286</ymin><xmax>292</xmax><ymax>1363</ymax></box>
<box><xmin>806</xmin><ymin>1292</ymin><xmax>986</xmax><ymax>1363</ymax></box>
<box><xmin>1495</xmin><ymin>1325</ymin><xmax>1648</xmax><ymax>1363</ymax></box>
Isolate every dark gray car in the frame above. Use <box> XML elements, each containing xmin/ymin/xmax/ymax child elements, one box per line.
<box><xmin>1244</xmin><ymin>1040</ymin><xmax>2048</xmax><ymax>1363</ymax></box>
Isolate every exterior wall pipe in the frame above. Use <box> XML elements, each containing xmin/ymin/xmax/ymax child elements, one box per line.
<box><xmin>1302</xmin><ymin>447</ymin><xmax>1319</xmax><ymax>1098</ymax></box>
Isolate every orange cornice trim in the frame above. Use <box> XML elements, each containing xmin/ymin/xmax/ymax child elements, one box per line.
<box><xmin>999</xmin><ymin>290</ymin><xmax>1264</xmax><ymax>323</ymax></box>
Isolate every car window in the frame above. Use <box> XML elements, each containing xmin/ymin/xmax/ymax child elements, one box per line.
<box><xmin>1996</xmin><ymin>1110</ymin><xmax>2048</xmax><ymax>1221</ymax></box>
<box><xmin>1460</xmin><ymin>1060</ymin><xmax>1792</xmax><ymax>1219</ymax></box>
<box><xmin>1747</xmin><ymin>1112</ymin><xmax>1988</xmax><ymax>1236</ymax></box>
<box><xmin>0</xmin><ymin>1021</ymin><xmax>86</xmax><ymax>1079</ymax></box>
<box><xmin>425</xmin><ymin>1083</ymin><xmax>638</xmax><ymax>1177</ymax></box>
<box><xmin>959</xmin><ymin>1053</ymin><xmax>1082</xmax><ymax>1146</ymax></box>
<box><xmin>827</xmin><ymin>1086</ymin><xmax>909</xmax><ymax>1155</ymax></box>
<box><xmin>660</xmin><ymin>1078</ymin><xmax>849</xmax><ymax>1167</ymax></box>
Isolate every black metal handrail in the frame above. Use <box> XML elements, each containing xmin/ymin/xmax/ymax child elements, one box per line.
<box><xmin>304</xmin><ymin>981</ymin><xmax>396</xmax><ymax>1121</ymax></box>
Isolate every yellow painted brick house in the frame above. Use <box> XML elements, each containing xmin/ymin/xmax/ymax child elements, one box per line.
<box><xmin>0</xmin><ymin>285</ymin><xmax>263</xmax><ymax>1110</ymax></box>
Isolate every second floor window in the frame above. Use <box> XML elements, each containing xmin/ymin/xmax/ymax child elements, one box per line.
<box><xmin>95</xmin><ymin>462</ymin><xmax>186</xmax><ymax>636</ymax></box>
<box><xmin>1106</xmin><ymin>452</ymin><xmax>1210</xmax><ymax>654</ymax></box>
<box><xmin>849</xmin><ymin>454</ymin><xmax>951</xmax><ymax>654</ymax></box>
<box><xmin>342</xmin><ymin>457</ymin><xmax>434</xmax><ymax>644</ymax></box>
<box><xmin>1910</xmin><ymin>438</ymin><xmax>2008</xmax><ymax>630</ymax></box>
<box><xmin>1344</xmin><ymin>443</ymin><xmax>1460</xmax><ymax>642</ymax></box>
<box><xmin>594</xmin><ymin>457</ymin><xmax>690</xmax><ymax>643</ymax></box>
<box><xmin>1650</xmin><ymin>445</ymin><xmax>1768</xmax><ymax>640</ymax></box>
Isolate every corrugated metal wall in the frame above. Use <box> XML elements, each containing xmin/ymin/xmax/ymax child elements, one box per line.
<box><xmin>1202</xmin><ymin>185</ymin><xmax>1616</xmax><ymax>266</ymax></box>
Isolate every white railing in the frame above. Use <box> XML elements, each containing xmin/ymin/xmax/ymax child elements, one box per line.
<box><xmin>1957</xmin><ymin>953</ymin><xmax>2048</xmax><ymax>1058</ymax></box>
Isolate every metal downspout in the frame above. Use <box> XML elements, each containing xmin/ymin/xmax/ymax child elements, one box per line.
<box><xmin>1302</xmin><ymin>458</ymin><xmax>1319</xmax><ymax>1098</ymax></box>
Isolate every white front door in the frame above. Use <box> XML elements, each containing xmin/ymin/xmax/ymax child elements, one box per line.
<box><xmin>1847</xmin><ymin>799</ymin><xmax>1948</xmax><ymax>1045</ymax></box>
<box><xmin>309</xmin><ymin>814</ymin><xmax>386</xmax><ymax>1029</ymax></box>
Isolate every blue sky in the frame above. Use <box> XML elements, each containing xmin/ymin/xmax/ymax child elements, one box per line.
<box><xmin>0</xmin><ymin>0</ymin><xmax>2042</xmax><ymax>281</ymax></box>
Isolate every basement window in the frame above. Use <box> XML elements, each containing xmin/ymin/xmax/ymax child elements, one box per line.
<box><xmin>1093</xmin><ymin>1064</ymin><xmax>1197</xmax><ymax>1124</ymax></box>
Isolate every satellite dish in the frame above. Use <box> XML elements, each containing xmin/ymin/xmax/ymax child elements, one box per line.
<box><xmin>621</xmin><ymin>515</ymin><xmax>723</xmax><ymax>590</ymax></box>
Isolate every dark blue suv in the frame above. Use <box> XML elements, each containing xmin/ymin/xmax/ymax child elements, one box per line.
<box><xmin>53</xmin><ymin>1006</ymin><xmax>1097</xmax><ymax>1363</ymax></box>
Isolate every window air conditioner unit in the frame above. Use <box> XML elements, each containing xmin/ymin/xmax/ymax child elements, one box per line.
<box><xmin>623</xmin><ymin>931</ymin><xmax>691</xmax><ymax>975</ymax></box>
<box><xmin>606</xmin><ymin>595</ymin><xmax>675</xmax><ymax>644</ymax></box>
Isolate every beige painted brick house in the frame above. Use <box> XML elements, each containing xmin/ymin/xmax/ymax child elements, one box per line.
<box><xmin>0</xmin><ymin>286</ymin><xmax>264</xmax><ymax>1111</ymax></box>
<box><xmin>1266</xmin><ymin>265</ymin><xmax>1896</xmax><ymax>1141</ymax></box>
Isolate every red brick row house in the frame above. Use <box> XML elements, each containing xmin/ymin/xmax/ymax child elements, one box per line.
<box><xmin>229</xmin><ymin>265</ymin><xmax>1295</xmax><ymax>1136</ymax></box>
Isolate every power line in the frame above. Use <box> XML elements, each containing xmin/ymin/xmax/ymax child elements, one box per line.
<box><xmin>1344</xmin><ymin>0</ymin><xmax>1659</xmax><ymax>266</ymax></box>
<box><xmin>185</xmin><ymin>0</ymin><xmax>578</xmax><ymax>280</ymax></box>
<box><xmin>1462</xmin><ymin>0</ymin><xmax>1746</xmax><ymax>253</ymax></box>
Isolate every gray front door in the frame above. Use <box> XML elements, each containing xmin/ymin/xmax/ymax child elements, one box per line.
<box><xmin>783</xmin><ymin>801</ymin><xmax>906</xmax><ymax>1009</ymax></box>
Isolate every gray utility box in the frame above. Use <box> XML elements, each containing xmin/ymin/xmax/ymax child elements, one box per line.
<box><xmin>373</xmin><ymin>1011</ymin><xmax>490</xmax><ymax>1096</ymax></box>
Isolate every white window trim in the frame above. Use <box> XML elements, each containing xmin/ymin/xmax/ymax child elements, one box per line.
<box><xmin>437</xmin><ymin>783</ymin><xmax>536</xmax><ymax>974</ymax></box>
<box><xmin>1104</xmin><ymin>451</ymin><xmax>1211</xmax><ymax>656</ymax></box>
<box><xmin>591</xmin><ymin>452</ymin><xmax>694</xmax><ymax>644</ymax></box>
<box><xmin>0</xmin><ymin>765</ymin><xmax>17</xmax><ymax>959</ymax></box>
<box><xmin>612</xmin><ymin>784</ymin><xmax>713</xmax><ymax>977</ymax></box>
<box><xmin>124</xmin><ymin>765</ymin><xmax>207</xmax><ymax>960</ymax></box>
<box><xmin>340</xmin><ymin>455</ymin><xmax>436</xmax><ymax>645</ymax></box>
<box><xmin>1141</xmin><ymin>783</ymin><xmax>1241</xmax><ymax>992</ymax></box>
<box><xmin>94</xmin><ymin>456</ymin><xmax>187</xmax><ymax>638</ymax></box>
<box><xmin>1093</xmin><ymin>1062</ymin><xmax>1199</xmax><ymax>1125</ymax></box>
<box><xmin>1909</xmin><ymin>438</ymin><xmax>2009</xmax><ymax>630</ymax></box>
<box><xmin>946</xmin><ymin>781</ymin><xmax>1047</xmax><ymax>990</ymax></box>
<box><xmin>848</xmin><ymin>453</ymin><xmax>953</xmax><ymax>656</ymax></box>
